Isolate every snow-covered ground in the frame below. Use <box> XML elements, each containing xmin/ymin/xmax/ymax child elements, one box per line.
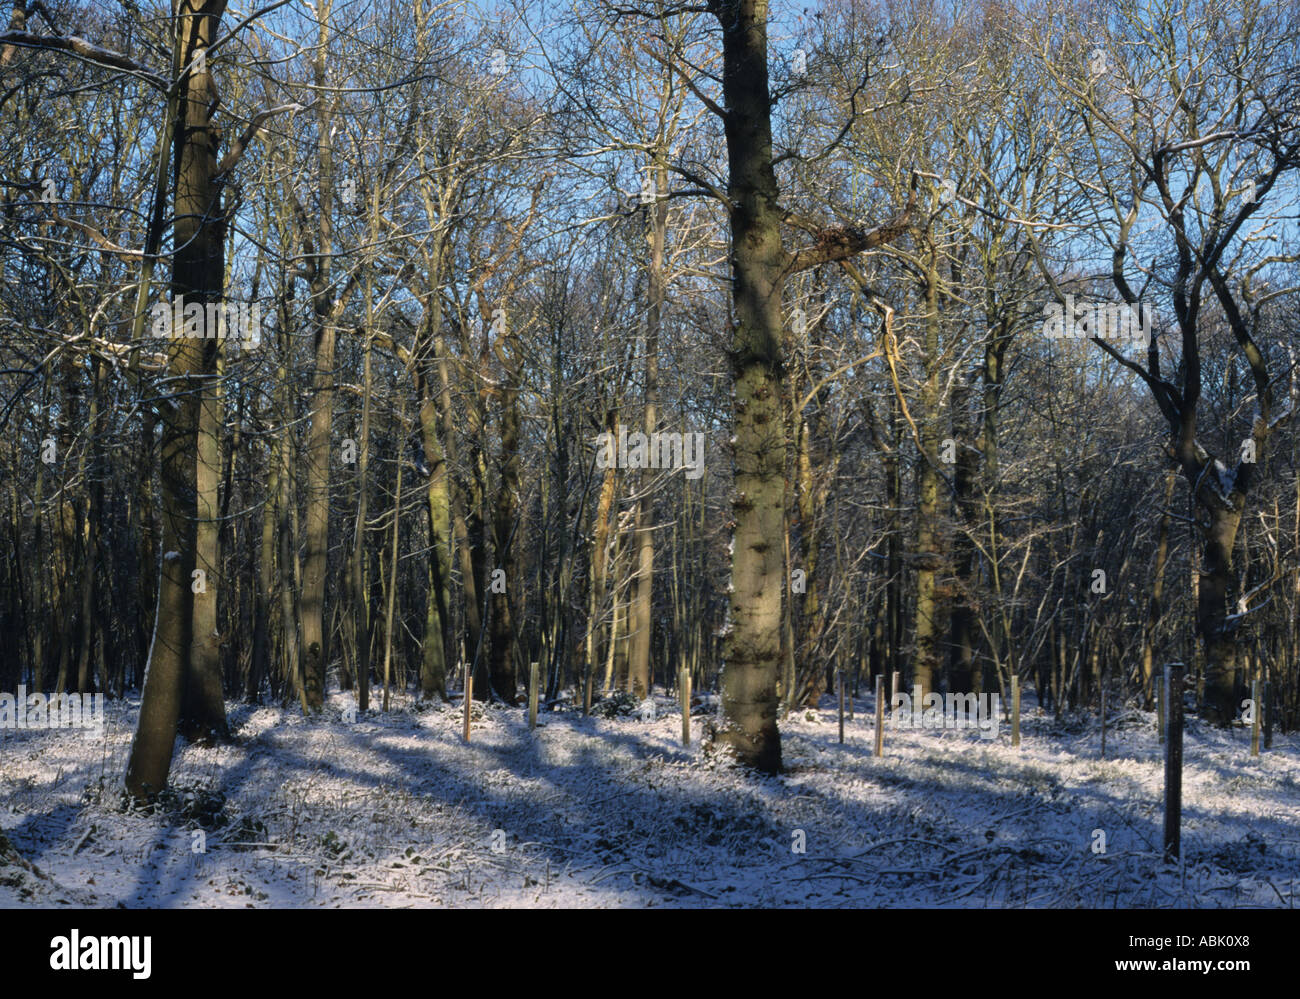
<box><xmin>2</xmin><ymin>688</ymin><xmax>1297</xmax><ymax>907</ymax></box>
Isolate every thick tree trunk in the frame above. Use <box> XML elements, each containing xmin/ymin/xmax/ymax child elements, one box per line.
<box><xmin>712</xmin><ymin>0</ymin><xmax>785</xmax><ymax>773</ymax></box>
<box><xmin>1139</xmin><ymin>469</ymin><xmax>1178</xmax><ymax>707</ymax></box>
<box><xmin>299</xmin><ymin>5</ymin><xmax>338</xmax><ymax>711</ymax></box>
<box><xmin>1197</xmin><ymin>507</ymin><xmax>1243</xmax><ymax>724</ymax></box>
<box><xmin>181</xmin><ymin>347</ymin><xmax>229</xmax><ymax>741</ymax></box>
<box><xmin>125</xmin><ymin>0</ymin><xmax>227</xmax><ymax>801</ymax></box>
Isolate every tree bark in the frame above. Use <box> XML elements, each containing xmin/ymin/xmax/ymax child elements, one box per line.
<box><xmin>628</xmin><ymin>157</ymin><xmax>667</xmax><ymax>700</ymax></box>
<box><xmin>299</xmin><ymin>2</ymin><xmax>339</xmax><ymax>711</ymax></box>
<box><xmin>712</xmin><ymin>0</ymin><xmax>786</xmax><ymax>773</ymax></box>
<box><xmin>488</xmin><ymin>316</ymin><xmax>520</xmax><ymax>704</ymax></box>
<box><xmin>912</xmin><ymin>255</ymin><xmax>943</xmax><ymax>700</ymax></box>
<box><xmin>125</xmin><ymin>0</ymin><xmax>228</xmax><ymax>801</ymax></box>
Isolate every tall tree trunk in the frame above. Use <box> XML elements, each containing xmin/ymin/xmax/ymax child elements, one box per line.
<box><xmin>417</xmin><ymin>356</ymin><xmax>450</xmax><ymax>701</ymax></box>
<box><xmin>612</xmin><ymin>514</ymin><xmax>631</xmax><ymax>692</ymax></box>
<box><xmin>488</xmin><ymin>320</ymin><xmax>520</xmax><ymax>704</ymax></box>
<box><xmin>885</xmin><ymin>372</ymin><xmax>903</xmax><ymax>690</ymax></box>
<box><xmin>380</xmin><ymin>398</ymin><xmax>406</xmax><ymax>712</ymax></box>
<box><xmin>949</xmin><ymin>376</ymin><xmax>980</xmax><ymax>695</ymax></box>
<box><xmin>433</xmin><ymin>318</ymin><xmax>480</xmax><ymax>687</ymax></box>
<box><xmin>299</xmin><ymin>3</ymin><xmax>337</xmax><ymax>711</ymax></box>
<box><xmin>912</xmin><ymin>257</ymin><xmax>943</xmax><ymax>700</ymax></box>
<box><xmin>588</xmin><ymin>409</ymin><xmax>618</xmax><ymax>694</ymax></box>
<box><xmin>1139</xmin><ymin>469</ymin><xmax>1179</xmax><ymax>707</ymax></box>
<box><xmin>465</xmin><ymin>342</ymin><xmax>491</xmax><ymax>699</ymax></box>
<box><xmin>1197</xmin><ymin>506</ymin><xmax>1244</xmax><ymax>723</ymax></box>
<box><xmin>981</xmin><ymin>326</ymin><xmax>1009</xmax><ymax>694</ymax></box>
<box><xmin>352</xmin><ymin>318</ymin><xmax>374</xmax><ymax>712</ymax></box>
<box><xmin>275</xmin><ymin>307</ymin><xmax>303</xmax><ymax>709</ymax></box>
<box><xmin>182</xmin><ymin>335</ymin><xmax>229</xmax><ymax>741</ymax></box>
<box><xmin>628</xmin><ymin>158</ymin><xmax>667</xmax><ymax>701</ymax></box>
<box><xmin>74</xmin><ymin>358</ymin><xmax>99</xmax><ymax>694</ymax></box>
<box><xmin>792</xmin><ymin>403</ymin><xmax>833</xmax><ymax>706</ymax></box>
<box><xmin>249</xmin><ymin>424</ymin><xmax>277</xmax><ymax>704</ymax></box>
<box><xmin>134</xmin><ymin>406</ymin><xmax>157</xmax><ymax>687</ymax></box>
<box><xmin>125</xmin><ymin>0</ymin><xmax>228</xmax><ymax>801</ymax></box>
<box><xmin>712</xmin><ymin>0</ymin><xmax>786</xmax><ymax>772</ymax></box>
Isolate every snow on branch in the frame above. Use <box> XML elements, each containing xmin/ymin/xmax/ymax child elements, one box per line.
<box><xmin>0</xmin><ymin>30</ymin><xmax>166</xmax><ymax>90</ymax></box>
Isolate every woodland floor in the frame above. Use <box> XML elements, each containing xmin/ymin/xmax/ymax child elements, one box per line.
<box><xmin>2</xmin><ymin>685</ymin><xmax>1298</xmax><ymax>908</ymax></box>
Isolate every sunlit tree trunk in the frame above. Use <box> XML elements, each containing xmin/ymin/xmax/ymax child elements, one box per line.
<box><xmin>711</xmin><ymin>0</ymin><xmax>787</xmax><ymax>772</ymax></box>
<box><xmin>126</xmin><ymin>0</ymin><xmax>228</xmax><ymax>800</ymax></box>
<box><xmin>628</xmin><ymin>158</ymin><xmax>667</xmax><ymax>701</ymax></box>
<box><xmin>912</xmin><ymin>256</ymin><xmax>942</xmax><ymax>701</ymax></box>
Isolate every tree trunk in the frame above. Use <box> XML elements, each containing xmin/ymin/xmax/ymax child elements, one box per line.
<box><xmin>417</xmin><ymin>360</ymin><xmax>450</xmax><ymax>702</ymax></box>
<box><xmin>249</xmin><ymin>422</ymin><xmax>276</xmax><ymax>704</ymax></box>
<box><xmin>125</xmin><ymin>0</ymin><xmax>228</xmax><ymax>801</ymax></box>
<box><xmin>488</xmin><ymin>318</ymin><xmax>520</xmax><ymax>704</ymax></box>
<box><xmin>1197</xmin><ymin>506</ymin><xmax>1243</xmax><ymax>723</ymax></box>
<box><xmin>299</xmin><ymin>4</ymin><xmax>338</xmax><ymax>711</ymax></box>
<box><xmin>1139</xmin><ymin>469</ymin><xmax>1178</xmax><ymax>707</ymax></box>
<box><xmin>181</xmin><ymin>338</ymin><xmax>229</xmax><ymax>742</ymax></box>
<box><xmin>912</xmin><ymin>257</ymin><xmax>943</xmax><ymax>700</ymax></box>
<box><xmin>628</xmin><ymin>158</ymin><xmax>667</xmax><ymax>701</ymax></box>
<box><xmin>949</xmin><ymin>377</ymin><xmax>980</xmax><ymax>695</ymax></box>
<box><xmin>352</xmin><ymin>317</ymin><xmax>374</xmax><ymax>712</ymax></box>
<box><xmin>712</xmin><ymin>0</ymin><xmax>786</xmax><ymax>773</ymax></box>
<box><xmin>465</xmin><ymin>343</ymin><xmax>491</xmax><ymax>700</ymax></box>
<box><xmin>588</xmin><ymin>411</ymin><xmax>618</xmax><ymax>692</ymax></box>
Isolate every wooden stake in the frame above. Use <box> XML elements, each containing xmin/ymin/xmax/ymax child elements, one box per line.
<box><xmin>1163</xmin><ymin>666</ymin><xmax>1183</xmax><ymax>864</ymax></box>
<box><xmin>1250</xmin><ymin>677</ymin><xmax>1260</xmax><ymax>758</ymax></box>
<box><xmin>680</xmin><ymin>667</ymin><xmax>691</xmax><ymax>746</ymax></box>
<box><xmin>1156</xmin><ymin>666</ymin><xmax>1165</xmax><ymax>743</ymax></box>
<box><xmin>1264</xmin><ymin>680</ymin><xmax>1273</xmax><ymax>751</ymax></box>
<box><xmin>463</xmin><ymin>659</ymin><xmax>472</xmax><ymax>742</ymax></box>
<box><xmin>874</xmin><ymin>675</ymin><xmax>884</xmax><ymax>757</ymax></box>
<box><xmin>1100</xmin><ymin>682</ymin><xmax>1106</xmax><ymax>759</ymax></box>
<box><xmin>837</xmin><ymin>670</ymin><xmax>845</xmax><ymax>744</ymax></box>
<box><xmin>528</xmin><ymin>660</ymin><xmax>539</xmax><ymax>731</ymax></box>
<box><xmin>1011</xmin><ymin>675</ymin><xmax>1021</xmax><ymax>749</ymax></box>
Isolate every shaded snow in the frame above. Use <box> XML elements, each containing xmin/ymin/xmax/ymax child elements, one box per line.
<box><xmin>1</xmin><ymin>689</ymin><xmax>1297</xmax><ymax>908</ymax></box>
